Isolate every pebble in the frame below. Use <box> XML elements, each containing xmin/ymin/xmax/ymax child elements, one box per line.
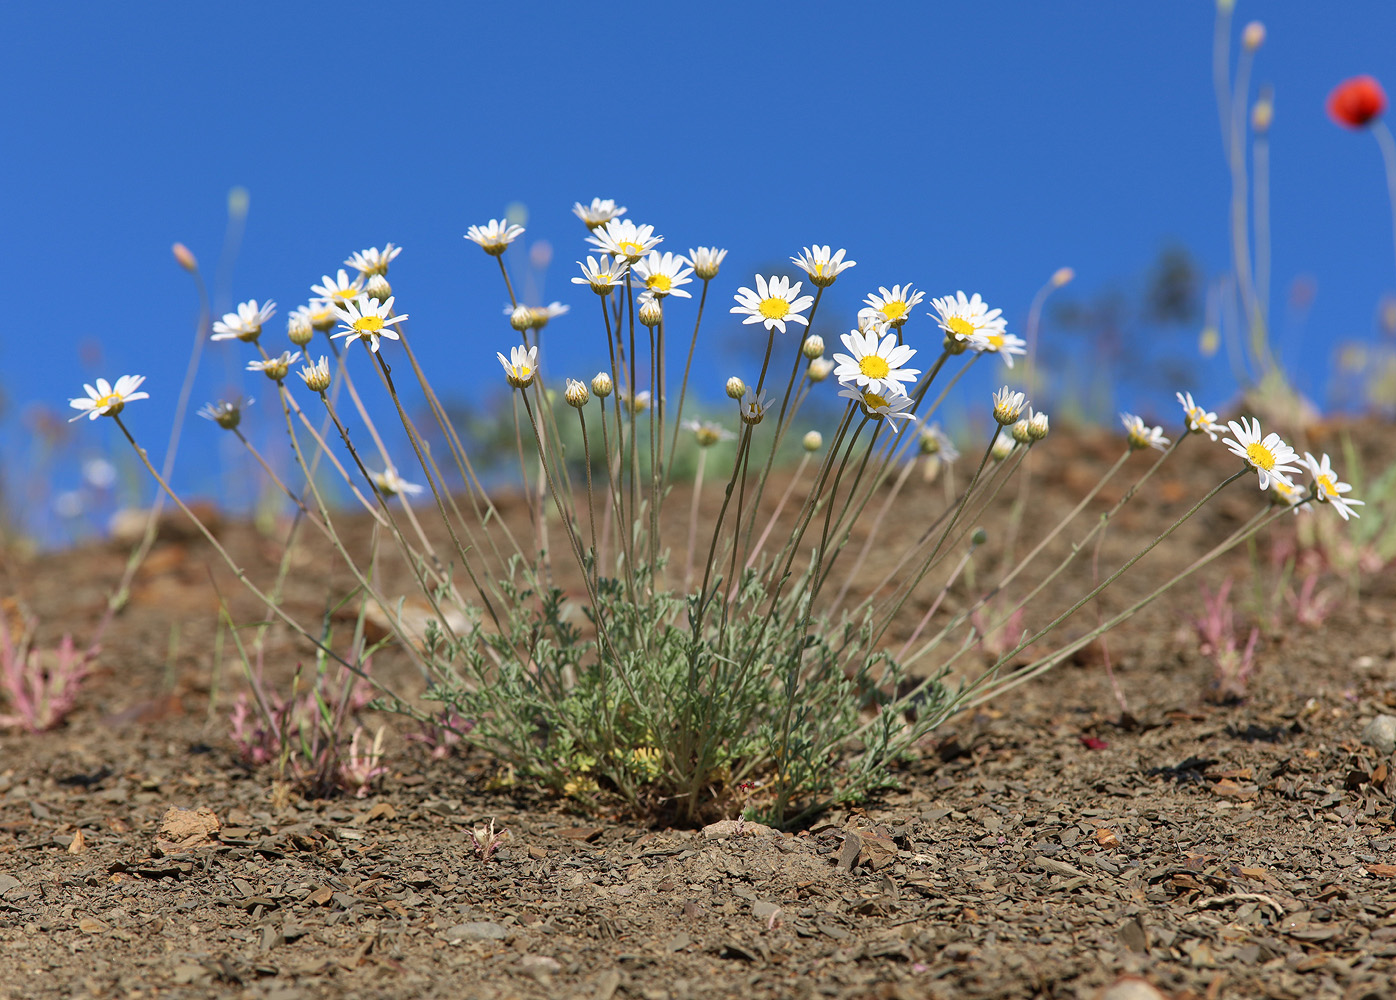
<box><xmin>1361</xmin><ymin>714</ymin><xmax>1396</xmax><ymax>757</ymax></box>
<box><xmin>443</xmin><ymin>921</ymin><xmax>507</xmax><ymax>942</ymax></box>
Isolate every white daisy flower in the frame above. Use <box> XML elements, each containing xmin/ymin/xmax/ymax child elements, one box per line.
<box><xmin>683</xmin><ymin>419</ymin><xmax>736</xmax><ymax>448</ymax></box>
<box><xmin>1224</xmin><ymin>417</ymin><xmax>1300</xmax><ymax>491</ymax></box>
<box><xmin>247</xmin><ymin>350</ymin><xmax>302</xmax><ymax>381</ymax></box>
<box><xmin>631</xmin><ymin>251</ymin><xmax>694</xmax><ymax>299</ymax></box>
<box><xmin>990</xmin><ymin>435</ymin><xmax>1017</xmax><ymax>461</ymax></box>
<box><xmin>573</xmin><ymin>255</ymin><xmax>629</xmax><ymax>295</ymax></box>
<box><xmin>344</xmin><ymin>244</ymin><xmax>402</xmax><ymax>278</ymax></box>
<box><xmin>373</xmin><ymin>467</ymin><xmax>423</xmax><ymax>497</ymax></box>
<box><xmin>831</xmin><ymin>328</ymin><xmax>920</xmax><ymax>396</ymax></box>
<box><xmin>992</xmin><ymin>386</ymin><xmax>1028</xmax><ymax>425</ymax></box>
<box><xmin>465</xmin><ymin>219</ymin><xmax>525</xmax><ymax>256</ymax></box>
<box><xmin>626</xmin><ymin>390</ymin><xmax>653</xmax><ymax>415</ymax></box>
<box><xmin>198</xmin><ymin>397</ymin><xmax>251</xmax><ymax>430</ymax></box>
<box><xmin>738</xmin><ymin>389</ymin><xmax>771</xmax><ymax>425</ymax></box>
<box><xmin>917</xmin><ymin>422</ymin><xmax>960</xmax><ymax>462</ymax></box>
<box><xmin>807</xmin><ymin>357</ymin><xmax>835</xmax><ymax>382</ymax></box>
<box><xmin>1121</xmin><ymin>412</ymin><xmax>1170</xmax><ymax>452</ymax></box>
<box><xmin>975</xmin><ymin>329</ymin><xmax>1028</xmax><ymax>368</ymax></box>
<box><xmin>69</xmin><ymin>375</ymin><xmax>150</xmax><ymax>422</ymax></box>
<box><xmin>212</xmin><ymin>299</ymin><xmax>276</xmax><ymax>342</ymax></box>
<box><xmin>587</xmin><ymin>219</ymin><xmax>661</xmax><ymax>262</ymax></box>
<box><xmin>929</xmin><ymin>291</ymin><xmax>1008</xmax><ymax>346</ymax></box>
<box><xmin>497</xmin><ymin>344</ymin><xmax>539</xmax><ymax>388</ymax></box>
<box><xmin>731</xmin><ymin>274</ymin><xmax>815</xmax><ymax>334</ymax></box>
<box><xmin>837</xmin><ymin>386</ymin><xmax>917</xmax><ymax>428</ymax></box>
<box><xmin>306</xmin><ymin>300</ymin><xmax>337</xmax><ymax>332</ymax></box>
<box><xmin>686</xmin><ymin>246</ymin><xmax>727</xmax><ymax>280</ymax></box>
<box><xmin>311</xmin><ymin>269</ymin><xmax>365</xmax><ymax>307</ymax></box>
<box><xmin>791</xmin><ymin>245</ymin><xmax>856</xmax><ymax>288</ymax></box>
<box><xmin>331</xmin><ymin>295</ymin><xmax>408</xmax><ymax>353</ymax></box>
<box><xmin>1270</xmin><ymin>477</ymin><xmax>1311</xmax><ymax>513</ymax></box>
<box><xmin>1176</xmin><ymin>391</ymin><xmax>1220</xmax><ymax>441</ymax></box>
<box><xmin>573</xmin><ymin>198</ymin><xmax>627</xmax><ymax>230</ymax></box>
<box><xmin>864</xmin><ymin>285</ymin><xmax>926</xmax><ymax>331</ymax></box>
<box><xmin>1302</xmin><ymin>452</ymin><xmax>1364</xmax><ymax>520</ymax></box>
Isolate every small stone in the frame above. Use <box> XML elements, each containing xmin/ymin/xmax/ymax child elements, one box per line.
<box><xmin>1095</xmin><ymin>977</ymin><xmax>1168</xmax><ymax>1000</ymax></box>
<box><xmin>444</xmin><ymin>921</ymin><xmax>507</xmax><ymax>943</ymax></box>
<box><xmin>751</xmin><ymin>900</ymin><xmax>782</xmax><ymax>923</ymax></box>
<box><xmin>0</xmin><ymin>874</ymin><xmax>21</xmax><ymax>897</ymax></box>
<box><xmin>1363</xmin><ymin>715</ymin><xmax>1396</xmax><ymax>757</ymax></box>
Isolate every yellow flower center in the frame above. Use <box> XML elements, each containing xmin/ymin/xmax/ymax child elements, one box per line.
<box><xmin>881</xmin><ymin>300</ymin><xmax>909</xmax><ymax>322</ymax></box>
<box><xmin>618</xmin><ymin>240</ymin><xmax>644</xmax><ymax>257</ymax></box>
<box><xmin>812</xmin><ymin>260</ymin><xmax>827</xmax><ymax>275</ymax></box>
<box><xmin>1187</xmin><ymin>406</ymin><xmax>1204</xmax><ymax>426</ymax></box>
<box><xmin>946</xmin><ymin>316</ymin><xmax>975</xmax><ymax>339</ymax></box>
<box><xmin>333</xmin><ymin>288</ymin><xmax>357</xmax><ymax>300</ymax></box>
<box><xmin>1245</xmin><ymin>441</ymin><xmax>1276</xmax><ymax>471</ymax></box>
<box><xmin>859</xmin><ymin>355</ymin><xmax>891</xmax><ymax>379</ymax></box>
<box><xmin>354</xmin><ymin>315</ymin><xmax>385</xmax><ymax>334</ymax></box>
<box><xmin>647</xmin><ymin>274</ymin><xmax>672</xmax><ymax>292</ymax></box>
<box><xmin>1317</xmin><ymin>473</ymin><xmax>1337</xmax><ymax>498</ymax></box>
<box><xmin>517</xmin><ymin>365</ymin><xmax>532</xmax><ymax>379</ymax></box>
<box><xmin>864</xmin><ymin>392</ymin><xmax>889</xmax><ymax>410</ymax></box>
<box><xmin>93</xmin><ymin>392</ymin><xmax>119</xmax><ymax>410</ymax></box>
<box><xmin>984</xmin><ymin>333</ymin><xmax>1004</xmax><ymax>349</ymax></box>
<box><xmin>759</xmin><ymin>297</ymin><xmax>790</xmax><ymax>320</ymax></box>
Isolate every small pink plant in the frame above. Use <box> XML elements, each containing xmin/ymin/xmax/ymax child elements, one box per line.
<box><xmin>970</xmin><ymin>604</ymin><xmax>1027</xmax><ymax>661</ymax></box>
<box><xmin>469</xmin><ymin>818</ymin><xmax>510</xmax><ymax>862</ymax></box>
<box><xmin>1193</xmin><ymin>578</ymin><xmax>1260</xmax><ymax>702</ymax></box>
<box><xmin>0</xmin><ymin>619</ymin><xmax>92</xmax><ymax>732</ymax></box>
<box><xmin>1286</xmin><ymin>573</ymin><xmax>1340</xmax><ymax>628</ymax></box>
<box><xmin>405</xmin><ymin>708</ymin><xmax>473</xmax><ymax>759</ymax></box>
<box><xmin>339</xmin><ymin>726</ymin><xmax>388</xmax><ymax>798</ymax></box>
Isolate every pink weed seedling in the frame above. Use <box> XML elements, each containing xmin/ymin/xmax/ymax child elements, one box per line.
<box><xmin>0</xmin><ymin>619</ymin><xmax>92</xmax><ymax>732</ymax></box>
<box><xmin>1193</xmin><ymin>578</ymin><xmax>1260</xmax><ymax>702</ymax></box>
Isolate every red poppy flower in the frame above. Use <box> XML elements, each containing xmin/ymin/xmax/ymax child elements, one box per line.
<box><xmin>1327</xmin><ymin>75</ymin><xmax>1387</xmax><ymax>129</ymax></box>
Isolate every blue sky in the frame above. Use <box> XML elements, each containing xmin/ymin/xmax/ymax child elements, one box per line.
<box><xmin>4</xmin><ymin>2</ymin><xmax>1395</xmax><ymax>541</ymax></box>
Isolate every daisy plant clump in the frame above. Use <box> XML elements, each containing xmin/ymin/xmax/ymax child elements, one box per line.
<box><xmin>81</xmin><ymin>202</ymin><xmax>1368</xmax><ymax>828</ymax></box>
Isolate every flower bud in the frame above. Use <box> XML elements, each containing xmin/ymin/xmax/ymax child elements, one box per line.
<box><xmin>802</xmin><ymin>430</ymin><xmax>822</xmax><ymax>452</ymax></box>
<box><xmin>807</xmin><ymin>357</ymin><xmax>833</xmax><ymax>382</ymax></box>
<box><xmin>801</xmin><ymin>335</ymin><xmax>825</xmax><ymax>360</ymax></box>
<box><xmin>693</xmin><ymin>424</ymin><xmax>723</xmax><ymax>447</ymax></box>
<box><xmin>591</xmin><ymin>372</ymin><xmax>613</xmax><ymax>398</ymax></box>
<box><xmin>1051</xmin><ymin>267</ymin><xmax>1075</xmax><ymax>288</ymax></box>
<box><xmin>1027</xmin><ymin>410</ymin><xmax>1050</xmax><ymax>441</ymax></box>
<box><xmin>299</xmin><ymin>356</ymin><xmax>332</xmax><ymax>393</ymax></box>
<box><xmin>638</xmin><ymin>296</ymin><xmax>663</xmax><ymax>328</ymax></box>
<box><xmin>971</xmin><ymin>527</ymin><xmax>988</xmax><ymax>546</ymax></box>
<box><xmin>288</xmin><ymin>309</ymin><xmax>314</xmax><ymax>347</ymax></box>
<box><xmin>509</xmin><ymin>304</ymin><xmax>532</xmax><ymax>332</ymax></box>
<box><xmin>1251</xmin><ymin>91</ymin><xmax>1274</xmax><ymax>133</ymax></box>
<box><xmin>725</xmin><ymin>376</ymin><xmax>747</xmax><ymax>400</ymax></box>
<box><xmin>919</xmin><ymin>429</ymin><xmax>941</xmax><ymax>455</ymax></box>
<box><xmin>172</xmin><ymin>243</ymin><xmax>198</xmax><ymax>272</ymax></box>
<box><xmin>943</xmin><ymin>333</ymin><xmax>971</xmax><ymax>355</ymax></box>
<box><xmin>990</xmin><ymin>435</ymin><xmax>1015</xmax><ymax>461</ymax></box>
<box><xmin>1011</xmin><ymin>418</ymin><xmax>1034</xmax><ymax>445</ymax></box>
<box><xmin>366</xmin><ymin>274</ymin><xmax>392</xmax><ymax>302</ymax></box>
<box><xmin>1241</xmin><ymin>20</ymin><xmax>1265</xmax><ymax>51</ymax></box>
<box><xmin>564</xmin><ymin>378</ymin><xmax>589</xmax><ymax>408</ymax></box>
